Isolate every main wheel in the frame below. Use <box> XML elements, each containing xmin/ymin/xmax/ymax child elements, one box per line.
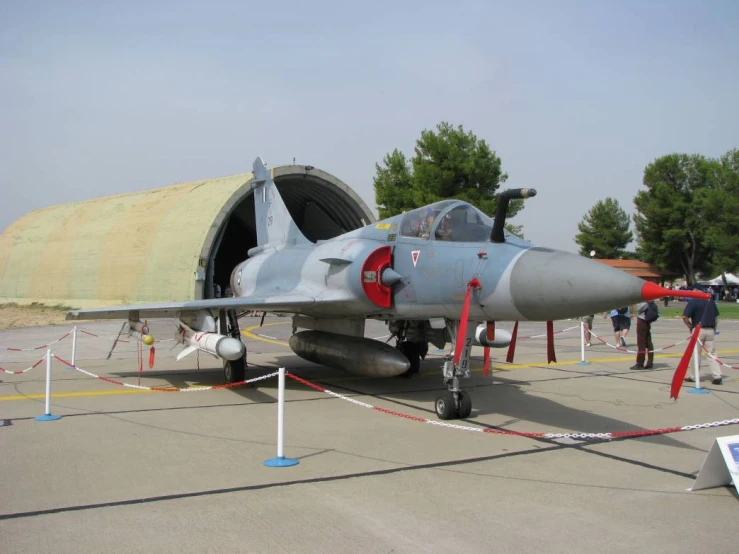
<box><xmin>398</xmin><ymin>341</ymin><xmax>421</xmax><ymax>375</ymax></box>
<box><xmin>223</xmin><ymin>353</ymin><xmax>246</xmax><ymax>384</ymax></box>
<box><xmin>435</xmin><ymin>391</ymin><xmax>458</xmax><ymax>420</ymax></box>
<box><xmin>458</xmin><ymin>391</ymin><xmax>472</xmax><ymax>419</ymax></box>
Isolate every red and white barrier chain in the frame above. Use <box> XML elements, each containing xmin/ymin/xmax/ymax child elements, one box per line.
<box><xmin>53</xmin><ymin>355</ymin><xmax>277</xmax><ymax>392</ymax></box>
<box><xmin>286</xmin><ymin>372</ymin><xmax>739</xmax><ymax>440</ymax></box>
<box><xmin>586</xmin><ymin>328</ymin><xmax>738</xmax><ymax>370</ymax></box>
<box><xmin>0</xmin><ymin>356</ymin><xmax>46</xmax><ymax>374</ymax></box>
<box><xmin>77</xmin><ymin>328</ymin><xmax>175</xmax><ymax>344</ymax></box>
<box><xmin>698</xmin><ymin>340</ymin><xmax>739</xmax><ymax>370</ymax></box>
<box><xmin>517</xmin><ymin>323</ymin><xmax>580</xmax><ymax>340</ymax></box>
<box><xmin>588</xmin><ymin>328</ymin><xmax>689</xmax><ymax>354</ymax></box>
<box><xmin>0</xmin><ymin>331</ymin><xmax>71</xmax><ymax>351</ymax></box>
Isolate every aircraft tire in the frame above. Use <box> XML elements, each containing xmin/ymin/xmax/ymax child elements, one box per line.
<box><xmin>458</xmin><ymin>391</ymin><xmax>472</xmax><ymax>419</ymax></box>
<box><xmin>223</xmin><ymin>353</ymin><xmax>246</xmax><ymax>384</ymax></box>
<box><xmin>435</xmin><ymin>391</ymin><xmax>457</xmax><ymax>420</ymax></box>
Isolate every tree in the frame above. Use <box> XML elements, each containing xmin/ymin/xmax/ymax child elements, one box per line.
<box><xmin>373</xmin><ymin>122</ymin><xmax>523</xmax><ymax>234</ymax></box>
<box><xmin>574</xmin><ymin>198</ymin><xmax>633</xmax><ymax>258</ymax></box>
<box><xmin>700</xmin><ymin>149</ymin><xmax>739</xmax><ymax>279</ymax></box>
<box><xmin>633</xmin><ymin>153</ymin><xmax>719</xmax><ymax>285</ymax></box>
<box><xmin>373</xmin><ymin>149</ymin><xmax>416</xmax><ymax>217</ymax></box>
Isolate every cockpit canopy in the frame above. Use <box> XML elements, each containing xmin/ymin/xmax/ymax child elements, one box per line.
<box><xmin>399</xmin><ymin>201</ymin><xmax>499</xmax><ymax>243</ymax></box>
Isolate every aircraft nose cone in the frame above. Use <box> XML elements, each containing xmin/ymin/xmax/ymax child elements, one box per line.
<box><xmin>509</xmin><ymin>248</ymin><xmax>645</xmax><ymax>320</ymax></box>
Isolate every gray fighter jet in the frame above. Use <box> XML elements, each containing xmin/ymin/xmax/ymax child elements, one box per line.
<box><xmin>68</xmin><ymin>156</ymin><xmax>703</xmax><ymax>419</ymax></box>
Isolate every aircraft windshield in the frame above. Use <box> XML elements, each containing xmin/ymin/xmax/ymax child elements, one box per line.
<box><xmin>399</xmin><ymin>201</ymin><xmax>457</xmax><ymax>239</ymax></box>
<box><xmin>433</xmin><ymin>204</ymin><xmax>493</xmax><ymax>242</ymax></box>
<box><xmin>399</xmin><ymin>201</ymin><xmax>499</xmax><ymax>243</ymax></box>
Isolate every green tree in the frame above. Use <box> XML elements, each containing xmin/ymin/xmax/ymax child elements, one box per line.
<box><xmin>373</xmin><ymin>149</ymin><xmax>416</xmax><ymax>218</ymax></box>
<box><xmin>574</xmin><ymin>198</ymin><xmax>633</xmax><ymax>258</ymax></box>
<box><xmin>373</xmin><ymin>122</ymin><xmax>522</xmax><ymax>233</ymax></box>
<box><xmin>700</xmin><ymin>149</ymin><xmax>739</xmax><ymax>279</ymax></box>
<box><xmin>633</xmin><ymin>153</ymin><xmax>719</xmax><ymax>285</ymax></box>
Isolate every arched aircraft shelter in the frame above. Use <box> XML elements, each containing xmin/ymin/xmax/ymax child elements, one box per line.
<box><xmin>0</xmin><ymin>164</ymin><xmax>375</xmax><ymax>308</ymax></box>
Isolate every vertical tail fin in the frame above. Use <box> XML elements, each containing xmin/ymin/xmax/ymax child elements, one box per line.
<box><xmin>251</xmin><ymin>156</ymin><xmax>310</xmax><ymax>249</ymax></box>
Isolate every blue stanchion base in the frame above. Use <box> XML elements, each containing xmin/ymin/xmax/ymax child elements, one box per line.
<box><xmin>264</xmin><ymin>456</ymin><xmax>299</xmax><ymax>467</ymax></box>
<box><xmin>34</xmin><ymin>413</ymin><xmax>62</xmax><ymax>421</ymax></box>
<box><xmin>687</xmin><ymin>388</ymin><xmax>710</xmax><ymax>395</ymax></box>
<box><xmin>577</xmin><ymin>361</ymin><xmax>591</xmax><ymax>366</ymax></box>
<box><xmin>434</xmin><ymin>349</ymin><xmax>445</xmax><ymax>354</ymax></box>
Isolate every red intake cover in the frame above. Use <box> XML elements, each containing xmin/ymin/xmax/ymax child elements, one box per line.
<box><xmin>361</xmin><ymin>245</ymin><xmax>393</xmax><ymax>308</ymax></box>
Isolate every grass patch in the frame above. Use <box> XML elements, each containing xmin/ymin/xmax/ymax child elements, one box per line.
<box><xmin>658</xmin><ymin>302</ymin><xmax>739</xmax><ymax>320</ymax></box>
<box><xmin>0</xmin><ymin>302</ymin><xmax>76</xmax><ymax>311</ymax></box>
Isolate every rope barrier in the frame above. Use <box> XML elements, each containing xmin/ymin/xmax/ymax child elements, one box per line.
<box><xmin>53</xmin><ymin>355</ymin><xmax>278</xmax><ymax>392</ymax></box>
<box><xmin>587</xmin><ymin>328</ymin><xmax>690</xmax><ymax>354</ymax></box>
<box><xmin>0</xmin><ymin>356</ymin><xmax>46</xmax><ymax>374</ymax></box>
<box><xmin>516</xmin><ymin>323</ymin><xmax>581</xmax><ymax>340</ymax></box>
<box><xmin>698</xmin><ymin>341</ymin><xmax>739</xmax><ymax>370</ymax></box>
<box><xmin>287</xmin><ymin>372</ymin><xmax>739</xmax><ymax>440</ymax></box>
<box><xmin>0</xmin><ymin>331</ymin><xmax>70</xmax><ymax>351</ymax></box>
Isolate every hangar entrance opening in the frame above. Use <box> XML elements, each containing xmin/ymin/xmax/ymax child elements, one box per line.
<box><xmin>205</xmin><ymin>168</ymin><xmax>374</xmax><ymax>299</ymax></box>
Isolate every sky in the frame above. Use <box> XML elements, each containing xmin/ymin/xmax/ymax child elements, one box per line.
<box><xmin>1</xmin><ymin>0</ymin><xmax>738</xmax><ymax>253</ymax></box>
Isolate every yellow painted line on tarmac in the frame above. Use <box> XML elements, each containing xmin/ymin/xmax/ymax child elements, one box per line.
<box><xmin>242</xmin><ymin>321</ymin><xmax>290</xmax><ymax>347</ymax></box>
<box><xmin>0</xmin><ymin>389</ymin><xmax>153</xmax><ymax>401</ymax></box>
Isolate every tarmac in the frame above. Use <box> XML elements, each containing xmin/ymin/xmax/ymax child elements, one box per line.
<box><xmin>1</xmin><ymin>314</ymin><xmax>738</xmax><ymax>553</ymax></box>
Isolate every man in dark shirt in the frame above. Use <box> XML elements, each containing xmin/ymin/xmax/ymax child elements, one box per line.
<box><xmin>682</xmin><ymin>286</ymin><xmax>722</xmax><ymax>384</ymax></box>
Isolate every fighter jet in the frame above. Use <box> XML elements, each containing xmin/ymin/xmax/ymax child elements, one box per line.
<box><xmin>67</xmin><ymin>156</ymin><xmax>706</xmax><ymax>419</ymax></box>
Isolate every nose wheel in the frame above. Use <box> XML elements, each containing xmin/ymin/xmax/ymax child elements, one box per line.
<box><xmin>435</xmin><ymin>390</ymin><xmax>472</xmax><ymax>420</ymax></box>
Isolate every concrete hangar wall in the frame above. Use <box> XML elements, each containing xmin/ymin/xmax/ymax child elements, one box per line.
<box><xmin>0</xmin><ymin>165</ymin><xmax>375</xmax><ymax>308</ymax></box>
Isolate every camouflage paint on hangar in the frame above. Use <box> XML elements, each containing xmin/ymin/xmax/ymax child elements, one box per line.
<box><xmin>0</xmin><ymin>166</ymin><xmax>374</xmax><ymax>308</ymax></box>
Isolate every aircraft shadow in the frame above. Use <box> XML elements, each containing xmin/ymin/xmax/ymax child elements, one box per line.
<box><xmin>110</xmin><ymin>354</ymin><xmax>701</xmax><ymax>452</ymax></box>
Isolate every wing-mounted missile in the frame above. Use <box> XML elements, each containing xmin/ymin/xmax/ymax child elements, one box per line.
<box><xmin>175</xmin><ymin>321</ymin><xmax>245</xmax><ymax>361</ymax></box>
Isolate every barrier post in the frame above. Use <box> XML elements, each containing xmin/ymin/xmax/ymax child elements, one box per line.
<box><xmin>688</xmin><ymin>340</ymin><xmax>709</xmax><ymax>395</ymax></box>
<box><xmin>34</xmin><ymin>349</ymin><xmax>62</xmax><ymax>421</ymax></box>
<box><xmin>264</xmin><ymin>367</ymin><xmax>299</xmax><ymax>467</ymax></box>
<box><xmin>69</xmin><ymin>326</ymin><xmax>78</xmax><ymax>370</ymax></box>
<box><xmin>578</xmin><ymin>321</ymin><xmax>590</xmax><ymax>366</ymax></box>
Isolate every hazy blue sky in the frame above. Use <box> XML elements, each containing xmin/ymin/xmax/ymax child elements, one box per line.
<box><xmin>2</xmin><ymin>0</ymin><xmax>738</xmax><ymax>252</ymax></box>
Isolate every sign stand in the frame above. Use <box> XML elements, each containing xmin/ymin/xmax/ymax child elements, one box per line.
<box><xmin>689</xmin><ymin>435</ymin><xmax>739</xmax><ymax>494</ymax></box>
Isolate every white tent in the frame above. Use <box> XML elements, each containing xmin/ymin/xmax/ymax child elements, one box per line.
<box><xmin>700</xmin><ymin>273</ymin><xmax>739</xmax><ymax>286</ymax></box>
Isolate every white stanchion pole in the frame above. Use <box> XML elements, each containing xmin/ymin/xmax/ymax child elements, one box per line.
<box><xmin>264</xmin><ymin>367</ymin><xmax>298</xmax><ymax>467</ymax></box>
<box><xmin>693</xmin><ymin>345</ymin><xmax>701</xmax><ymax>388</ymax></box>
<box><xmin>71</xmin><ymin>326</ymin><xmax>77</xmax><ymax>367</ymax></box>
<box><xmin>277</xmin><ymin>368</ymin><xmax>286</xmax><ymax>458</ymax></box>
<box><xmin>35</xmin><ymin>349</ymin><xmax>61</xmax><ymax>421</ymax></box>
<box><xmin>578</xmin><ymin>321</ymin><xmax>590</xmax><ymax>365</ymax></box>
<box><xmin>688</xmin><ymin>339</ymin><xmax>709</xmax><ymax>395</ymax></box>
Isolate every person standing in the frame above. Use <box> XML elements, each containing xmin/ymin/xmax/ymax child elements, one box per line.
<box><xmin>608</xmin><ymin>306</ymin><xmax>632</xmax><ymax>347</ymax></box>
<box><xmin>581</xmin><ymin>314</ymin><xmax>594</xmax><ymax>346</ymax></box>
<box><xmin>631</xmin><ymin>301</ymin><xmax>656</xmax><ymax>370</ymax></box>
<box><xmin>682</xmin><ymin>286</ymin><xmax>722</xmax><ymax>385</ymax></box>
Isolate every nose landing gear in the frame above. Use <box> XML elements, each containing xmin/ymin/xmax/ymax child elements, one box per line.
<box><xmin>434</xmin><ymin>320</ymin><xmax>475</xmax><ymax>420</ymax></box>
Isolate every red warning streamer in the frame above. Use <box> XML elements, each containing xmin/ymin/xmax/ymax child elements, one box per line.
<box><xmin>482</xmin><ymin>321</ymin><xmax>494</xmax><ymax>376</ymax></box>
<box><xmin>506</xmin><ymin>321</ymin><xmax>519</xmax><ymax>363</ymax></box>
<box><xmin>453</xmin><ymin>278</ymin><xmax>481</xmax><ymax>366</ymax></box>
<box><xmin>546</xmin><ymin>321</ymin><xmax>556</xmax><ymax>363</ymax></box>
<box><xmin>671</xmin><ymin>324</ymin><xmax>702</xmax><ymax>400</ymax></box>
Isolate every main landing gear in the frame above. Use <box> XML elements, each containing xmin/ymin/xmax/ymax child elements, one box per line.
<box><xmin>221</xmin><ymin>309</ymin><xmax>246</xmax><ymax>383</ymax></box>
<box><xmin>434</xmin><ymin>321</ymin><xmax>475</xmax><ymax>420</ymax></box>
